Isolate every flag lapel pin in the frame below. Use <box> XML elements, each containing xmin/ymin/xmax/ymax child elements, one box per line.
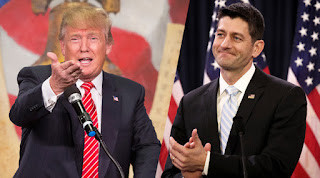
<box><xmin>248</xmin><ymin>94</ymin><xmax>255</xmax><ymax>99</ymax></box>
<box><xmin>113</xmin><ymin>96</ymin><xmax>119</xmax><ymax>102</ymax></box>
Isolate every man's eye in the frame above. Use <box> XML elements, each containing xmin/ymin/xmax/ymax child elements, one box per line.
<box><xmin>234</xmin><ymin>36</ymin><xmax>242</xmax><ymax>41</ymax></box>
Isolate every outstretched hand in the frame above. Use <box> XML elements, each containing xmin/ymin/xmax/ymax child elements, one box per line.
<box><xmin>47</xmin><ymin>52</ymin><xmax>82</xmax><ymax>94</ymax></box>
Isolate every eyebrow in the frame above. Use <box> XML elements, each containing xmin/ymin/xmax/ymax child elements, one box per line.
<box><xmin>216</xmin><ymin>29</ymin><xmax>245</xmax><ymax>39</ymax></box>
<box><xmin>68</xmin><ymin>33</ymin><xmax>81</xmax><ymax>38</ymax></box>
<box><xmin>68</xmin><ymin>31</ymin><xmax>101</xmax><ymax>37</ymax></box>
<box><xmin>87</xmin><ymin>32</ymin><xmax>100</xmax><ymax>36</ymax></box>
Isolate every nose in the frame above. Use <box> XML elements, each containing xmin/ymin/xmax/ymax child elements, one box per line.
<box><xmin>80</xmin><ymin>38</ymin><xmax>89</xmax><ymax>52</ymax></box>
<box><xmin>220</xmin><ymin>36</ymin><xmax>231</xmax><ymax>49</ymax></box>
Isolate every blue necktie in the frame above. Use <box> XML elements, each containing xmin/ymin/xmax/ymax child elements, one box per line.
<box><xmin>220</xmin><ymin>86</ymin><xmax>239</xmax><ymax>154</ymax></box>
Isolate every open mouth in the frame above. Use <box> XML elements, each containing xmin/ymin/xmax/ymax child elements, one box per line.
<box><xmin>79</xmin><ymin>57</ymin><xmax>93</xmax><ymax>64</ymax></box>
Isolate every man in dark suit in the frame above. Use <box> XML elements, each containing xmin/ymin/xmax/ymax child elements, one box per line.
<box><xmin>10</xmin><ymin>4</ymin><xmax>160</xmax><ymax>178</ymax></box>
<box><xmin>162</xmin><ymin>3</ymin><xmax>307</xmax><ymax>178</ymax></box>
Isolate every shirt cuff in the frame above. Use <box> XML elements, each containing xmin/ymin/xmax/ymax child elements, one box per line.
<box><xmin>42</xmin><ymin>77</ymin><xmax>63</xmax><ymax>112</ymax></box>
<box><xmin>202</xmin><ymin>151</ymin><xmax>210</xmax><ymax>176</ymax></box>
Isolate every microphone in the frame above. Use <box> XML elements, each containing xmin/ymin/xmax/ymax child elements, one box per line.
<box><xmin>233</xmin><ymin>116</ymin><xmax>247</xmax><ymax>178</ymax></box>
<box><xmin>65</xmin><ymin>85</ymin><xmax>125</xmax><ymax>178</ymax></box>
<box><xmin>64</xmin><ymin>85</ymin><xmax>96</xmax><ymax>137</ymax></box>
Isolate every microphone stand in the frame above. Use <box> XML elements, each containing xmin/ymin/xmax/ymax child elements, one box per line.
<box><xmin>239</xmin><ymin>131</ymin><xmax>247</xmax><ymax>178</ymax></box>
<box><xmin>93</xmin><ymin>127</ymin><xmax>125</xmax><ymax>178</ymax></box>
<box><xmin>234</xmin><ymin>116</ymin><xmax>247</xmax><ymax>178</ymax></box>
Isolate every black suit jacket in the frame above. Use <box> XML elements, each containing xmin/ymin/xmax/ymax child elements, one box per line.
<box><xmin>162</xmin><ymin>67</ymin><xmax>307</xmax><ymax>178</ymax></box>
<box><xmin>10</xmin><ymin>65</ymin><xmax>160</xmax><ymax>178</ymax></box>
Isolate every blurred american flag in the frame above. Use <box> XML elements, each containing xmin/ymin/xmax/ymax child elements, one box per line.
<box><xmin>288</xmin><ymin>0</ymin><xmax>320</xmax><ymax>177</ymax></box>
<box><xmin>156</xmin><ymin>75</ymin><xmax>184</xmax><ymax>177</ymax></box>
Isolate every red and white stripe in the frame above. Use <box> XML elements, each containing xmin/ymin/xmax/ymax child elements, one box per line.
<box><xmin>288</xmin><ymin>68</ymin><xmax>320</xmax><ymax>178</ymax></box>
<box><xmin>81</xmin><ymin>82</ymin><xmax>99</xmax><ymax>178</ymax></box>
<box><xmin>156</xmin><ymin>79</ymin><xmax>184</xmax><ymax>177</ymax></box>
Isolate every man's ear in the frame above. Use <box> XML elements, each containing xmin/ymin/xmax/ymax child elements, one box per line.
<box><xmin>252</xmin><ymin>40</ymin><xmax>265</xmax><ymax>58</ymax></box>
<box><xmin>106</xmin><ymin>44</ymin><xmax>112</xmax><ymax>55</ymax></box>
<box><xmin>60</xmin><ymin>40</ymin><xmax>65</xmax><ymax>56</ymax></box>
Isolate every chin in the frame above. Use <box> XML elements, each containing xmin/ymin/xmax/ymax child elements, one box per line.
<box><xmin>217</xmin><ymin>62</ymin><xmax>234</xmax><ymax>69</ymax></box>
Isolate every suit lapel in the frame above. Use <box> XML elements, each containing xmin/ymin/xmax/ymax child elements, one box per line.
<box><xmin>99</xmin><ymin>72</ymin><xmax>121</xmax><ymax>177</ymax></box>
<box><xmin>61</xmin><ymin>94</ymin><xmax>84</xmax><ymax>176</ymax></box>
<box><xmin>203</xmin><ymin>79</ymin><xmax>221</xmax><ymax>153</ymax></box>
<box><xmin>43</xmin><ymin>64</ymin><xmax>83</xmax><ymax>176</ymax></box>
<box><xmin>237</xmin><ymin>67</ymin><xmax>266</xmax><ymax>125</ymax></box>
<box><xmin>226</xmin><ymin>67</ymin><xmax>267</xmax><ymax>154</ymax></box>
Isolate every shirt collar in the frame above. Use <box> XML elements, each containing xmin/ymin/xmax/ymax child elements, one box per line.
<box><xmin>219</xmin><ymin>63</ymin><xmax>255</xmax><ymax>95</ymax></box>
<box><xmin>76</xmin><ymin>71</ymin><xmax>103</xmax><ymax>96</ymax></box>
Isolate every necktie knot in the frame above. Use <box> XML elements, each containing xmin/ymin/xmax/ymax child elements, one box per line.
<box><xmin>81</xmin><ymin>82</ymin><xmax>95</xmax><ymax>94</ymax></box>
<box><xmin>226</xmin><ymin>86</ymin><xmax>239</xmax><ymax>96</ymax></box>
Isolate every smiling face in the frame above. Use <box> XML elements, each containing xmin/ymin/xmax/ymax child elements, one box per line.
<box><xmin>212</xmin><ymin>16</ymin><xmax>263</xmax><ymax>76</ymax></box>
<box><xmin>60</xmin><ymin>26</ymin><xmax>111</xmax><ymax>82</ymax></box>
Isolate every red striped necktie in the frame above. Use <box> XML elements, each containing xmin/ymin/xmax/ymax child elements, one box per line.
<box><xmin>81</xmin><ymin>82</ymin><xmax>99</xmax><ymax>178</ymax></box>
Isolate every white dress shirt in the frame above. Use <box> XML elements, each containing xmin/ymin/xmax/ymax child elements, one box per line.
<box><xmin>42</xmin><ymin>72</ymin><xmax>103</xmax><ymax>132</ymax></box>
<box><xmin>202</xmin><ymin>63</ymin><xmax>256</xmax><ymax>175</ymax></box>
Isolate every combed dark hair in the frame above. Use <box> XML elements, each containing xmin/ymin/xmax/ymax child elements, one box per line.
<box><xmin>217</xmin><ymin>3</ymin><xmax>265</xmax><ymax>42</ymax></box>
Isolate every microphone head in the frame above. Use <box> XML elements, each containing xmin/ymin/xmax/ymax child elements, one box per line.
<box><xmin>65</xmin><ymin>85</ymin><xmax>81</xmax><ymax>103</ymax></box>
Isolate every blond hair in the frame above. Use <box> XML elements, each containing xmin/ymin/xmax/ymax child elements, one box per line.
<box><xmin>59</xmin><ymin>4</ymin><xmax>113</xmax><ymax>45</ymax></box>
